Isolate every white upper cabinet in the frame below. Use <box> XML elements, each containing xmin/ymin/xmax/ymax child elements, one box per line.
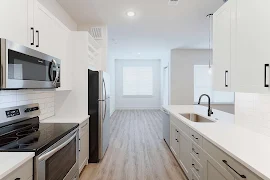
<box><xmin>231</xmin><ymin>0</ymin><xmax>270</xmax><ymax>93</ymax></box>
<box><xmin>213</xmin><ymin>0</ymin><xmax>236</xmax><ymax>91</ymax></box>
<box><xmin>0</xmin><ymin>0</ymin><xmax>29</xmax><ymax>46</ymax></box>
<box><xmin>213</xmin><ymin>0</ymin><xmax>270</xmax><ymax>93</ymax></box>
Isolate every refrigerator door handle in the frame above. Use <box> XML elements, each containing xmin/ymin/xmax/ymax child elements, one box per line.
<box><xmin>103</xmin><ymin>78</ymin><xmax>107</xmax><ymax>122</ymax></box>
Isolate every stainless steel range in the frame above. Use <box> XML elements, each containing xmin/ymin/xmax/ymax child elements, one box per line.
<box><xmin>0</xmin><ymin>104</ymin><xmax>79</xmax><ymax>180</ymax></box>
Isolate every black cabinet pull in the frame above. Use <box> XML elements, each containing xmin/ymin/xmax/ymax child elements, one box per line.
<box><xmin>192</xmin><ymin>135</ymin><xmax>198</xmax><ymax>140</ymax></box>
<box><xmin>225</xmin><ymin>70</ymin><xmax>228</xmax><ymax>87</ymax></box>
<box><xmin>15</xmin><ymin>178</ymin><xmax>20</xmax><ymax>180</ymax></box>
<box><xmin>175</xmin><ymin>138</ymin><xmax>178</xmax><ymax>142</ymax></box>
<box><xmin>36</xmin><ymin>30</ymin><xmax>40</xmax><ymax>48</ymax></box>
<box><xmin>222</xmin><ymin>160</ymin><xmax>246</xmax><ymax>179</ymax></box>
<box><xmin>264</xmin><ymin>64</ymin><xmax>269</xmax><ymax>87</ymax></box>
<box><xmin>175</xmin><ymin>129</ymin><xmax>179</xmax><ymax>133</ymax></box>
<box><xmin>31</xmin><ymin>27</ymin><xmax>34</xmax><ymax>45</ymax></box>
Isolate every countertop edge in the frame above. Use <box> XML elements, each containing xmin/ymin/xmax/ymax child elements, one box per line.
<box><xmin>0</xmin><ymin>152</ymin><xmax>34</xmax><ymax>179</ymax></box>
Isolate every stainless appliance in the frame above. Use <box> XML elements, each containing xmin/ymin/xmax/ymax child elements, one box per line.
<box><xmin>162</xmin><ymin>108</ymin><xmax>170</xmax><ymax>147</ymax></box>
<box><xmin>88</xmin><ymin>70</ymin><xmax>110</xmax><ymax>162</ymax></box>
<box><xmin>0</xmin><ymin>39</ymin><xmax>61</xmax><ymax>89</ymax></box>
<box><xmin>0</xmin><ymin>104</ymin><xmax>79</xmax><ymax>180</ymax></box>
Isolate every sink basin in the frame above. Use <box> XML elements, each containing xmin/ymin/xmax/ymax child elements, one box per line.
<box><xmin>180</xmin><ymin>113</ymin><xmax>215</xmax><ymax>123</ymax></box>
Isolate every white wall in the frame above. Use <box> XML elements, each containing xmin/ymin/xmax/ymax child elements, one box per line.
<box><xmin>0</xmin><ymin>90</ymin><xmax>55</xmax><ymax>120</ymax></box>
<box><xmin>38</xmin><ymin>0</ymin><xmax>77</xmax><ymax>30</ymax></box>
<box><xmin>235</xmin><ymin>93</ymin><xmax>270</xmax><ymax>137</ymax></box>
<box><xmin>115</xmin><ymin>59</ymin><xmax>161</xmax><ymax>109</ymax></box>
<box><xmin>170</xmin><ymin>49</ymin><xmax>209</xmax><ymax>105</ymax></box>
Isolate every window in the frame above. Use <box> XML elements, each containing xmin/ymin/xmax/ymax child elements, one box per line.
<box><xmin>123</xmin><ymin>66</ymin><xmax>153</xmax><ymax>96</ymax></box>
<box><xmin>194</xmin><ymin>65</ymin><xmax>234</xmax><ymax>103</ymax></box>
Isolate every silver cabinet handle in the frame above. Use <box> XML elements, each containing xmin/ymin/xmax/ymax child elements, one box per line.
<box><xmin>38</xmin><ymin>132</ymin><xmax>77</xmax><ymax>161</ymax></box>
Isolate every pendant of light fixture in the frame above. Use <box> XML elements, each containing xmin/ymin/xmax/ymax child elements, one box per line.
<box><xmin>206</xmin><ymin>13</ymin><xmax>213</xmax><ymax>75</ymax></box>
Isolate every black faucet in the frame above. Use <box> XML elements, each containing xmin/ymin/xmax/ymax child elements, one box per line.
<box><xmin>198</xmin><ymin>94</ymin><xmax>213</xmax><ymax>117</ymax></box>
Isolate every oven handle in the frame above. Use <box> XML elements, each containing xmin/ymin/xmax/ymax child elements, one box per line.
<box><xmin>51</xmin><ymin>59</ymin><xmax>60</xmax><ymax>87</ymax></box>
<box><xmin>38</xmin><ymin>132</ymin><xmax>77</xmax><ymax>161</ymax></box>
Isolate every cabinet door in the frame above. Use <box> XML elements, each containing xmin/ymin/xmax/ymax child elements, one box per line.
<box><xmin>202</xmin><ymin>150</ymin><xmax>234</xmax><ymax>180</ymax></box>
<box><xmin>170</xmin><ymin>122</ymin><xmax>179</xmax><ymax>158</ymax></box>
<box><xmin>79</xmin><ymin>132</ymin><xmax>89</xmax><ymax>173</ymax></box>
<box><xmin>0</xmin><ymin>0</ymin><xmax>29</xmax><ymax>46</ymax></box>
<box><xmin>231</xmin><ymin>0</ymin><xmax>270</xmax><ymax>93</ymax></box>
<box><xmin>213</xmin><ymin>0</ymin><xmax>236</xmax><ymax>91</ymax></box>
<box><xmin>178</xmin><ymin>131</ymin><xmax>191</xmax><ymax>178</ymax></box>
<box><xmin>33</xmin><ymin>0</ymin><xmax>55</xmax><ymax>55</ymax></box>
<box><xmin>206</xmin><ymin>162</ymin><xmax>229</xmax><ymax>180</ymax></box>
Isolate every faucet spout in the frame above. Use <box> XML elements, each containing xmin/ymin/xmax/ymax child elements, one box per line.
<box><xmin>198</xmin><ymin>94</ymin><xmax>213</xmax><ymax>117</ymax></box>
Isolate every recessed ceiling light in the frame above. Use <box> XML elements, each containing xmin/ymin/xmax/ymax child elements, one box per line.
<box><xmin>127</xmin><ymin>11</ymin><xmax>136</xmax><ymax>17</ymax></box>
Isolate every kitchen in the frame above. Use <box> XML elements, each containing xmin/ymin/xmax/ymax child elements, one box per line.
<box><xmin>0</xmin><ymin>0</ymin><xmax>270</xmax><ymax>180</ymax></box>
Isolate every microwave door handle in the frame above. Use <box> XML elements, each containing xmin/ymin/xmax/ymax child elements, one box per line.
<box><xmin>51</xmin><ymin>59</ymin><xmax>59</xmax><ymax>86</ymax></box>
<box><xmin>38</xmin><ymin>132</ymin><xmax>77</xmax><ymax>161</ymax></box>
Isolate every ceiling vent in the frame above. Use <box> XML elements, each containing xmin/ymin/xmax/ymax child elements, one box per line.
<box><xmin>90</xmin><ymin>27</ymin><xmax>103</xmax><ymax>40</ymax></box>
<box><xmin>168</xmin><ymin>0</ymin><xmax>179</xmax><ymax>5</ymax></box>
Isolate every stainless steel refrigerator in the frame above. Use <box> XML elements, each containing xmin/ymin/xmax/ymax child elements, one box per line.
<box><xmin>88</xmin><ymin>70</ymin><xmax>110</xmax><ymax>162</ymax></box>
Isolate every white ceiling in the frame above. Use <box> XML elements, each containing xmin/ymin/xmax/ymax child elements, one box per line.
<box><xmin>57</xmin><ymin>0</ymin><xmax>224</xmax><ymax>58</ymax></box>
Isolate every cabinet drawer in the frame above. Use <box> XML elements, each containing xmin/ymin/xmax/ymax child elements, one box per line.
<box><xmin>191</xmin><ymin>170</ymin><xmax>199</xmax><ymax>180</ymax></box>
<box><xmin>3</xmin><ymin>159</ymin><xmax>33</xmax><ymax>180</ymax></box>
<box><xmin>171</xmin><ymin>115</ymin><xmax>189</xmax><ymax>136</ymax></box>
<box><xmin>191</xmin><ymin>157</ymin><xmax>203</xmax><ymax>179</ymax></box>
<box><xmin>189</xmin><ymin>128</ymin><xmax>202</xmax><ymax>147</ymax></box>
<box><xmin>203</xmin><ymin>138</ymin><xmax>263</xmax><ymax>180</ymax></box>
<box><xmin>191</xmin><ymin>142</ymin><xmax>202</xmax><ymax>164</ymax></box>
<box><xmin>79</xmin><ymin>119</ymin><xmax>89</xmax><ymax>137</ymax></box>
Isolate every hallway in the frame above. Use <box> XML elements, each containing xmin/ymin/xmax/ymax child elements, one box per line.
<box><xmin>80</xmin><ymin>110</ymin><xmax>187</xmax><ymax>180</ymax></box>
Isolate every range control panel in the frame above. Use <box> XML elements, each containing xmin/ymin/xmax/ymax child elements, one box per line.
<box><xmin>24</xmin><ymin>107</ymin><xmax>39</xmax><ymax>113</ymax></box>
<box><xmin>6</xmin><ymin>109</ymin><xmax>20</xmax><ymax>118</ymax></box>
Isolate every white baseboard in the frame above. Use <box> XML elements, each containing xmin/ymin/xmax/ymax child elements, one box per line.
<box><xmin>115</xmin><ymin>107</ymin><xmax>161</xmax><ymax>110</ymax></box>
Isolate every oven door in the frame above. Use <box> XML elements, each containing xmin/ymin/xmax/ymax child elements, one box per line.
<box><xmin>35</xmin><ymin>129</ymin><xmax>79</xmax><ymax>180</ymax></box>
<box><xmin>0</xmin><ymin>39</ymin><xmax>60</xmax><ymax>89</ymax></box>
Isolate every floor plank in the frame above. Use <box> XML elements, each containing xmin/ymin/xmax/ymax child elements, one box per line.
<box><xmin>80</xmin><ymin>110</ymin><xmax>188</xmax><ymax>180</ymax></box>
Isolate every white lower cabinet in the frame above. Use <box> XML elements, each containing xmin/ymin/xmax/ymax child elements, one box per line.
<box><xmin>3</xmin><ymin>159</ymin><xmax>33</xmax><ymax>180</ymax></box>
<box><xmin>202</xmin><ymin>138</ymin><xmax>263</xmax><ymax>180</ymax></box>
<box><xmin>170</xmin><ymin>119</ymin><xmax>192</xmax><ymax>179</ymax></box>
<box><xmin>170</xmin><ymin>116</ymin><xmax>264</xmax><ymax>180</ymax></box>
<box><xmin>79</xmin><ymin>119</ymin><xmax>89</xmax><ymax>174</ymax></box>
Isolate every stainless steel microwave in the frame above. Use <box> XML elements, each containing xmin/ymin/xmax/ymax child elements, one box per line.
<box><xmin>0</xmin><ymin>39</ymin><xmax>61</xmax><ymax>89</ymax></box>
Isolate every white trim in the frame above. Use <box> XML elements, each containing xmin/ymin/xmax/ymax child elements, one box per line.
<box><xmin>115</xmin><ymin>107</ymin><xmax>160</xmax><ymax>110</ymax></box>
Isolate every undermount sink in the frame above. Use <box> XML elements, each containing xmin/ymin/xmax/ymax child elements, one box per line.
<box><xmin>180</xmin><ymin>113</ymin><xmax>216</xmax><ymax>123</ymax></box>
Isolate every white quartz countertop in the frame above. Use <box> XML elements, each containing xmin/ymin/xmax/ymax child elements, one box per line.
<box><xmin>163</xmin><ymin>105</ymin><xmax>270</xmax><ymax>180</ymax></box>
<box><xmin>41</xmin><ymin>115</ymin><xmax>89</xmax><ymax>124</ymax></box>
<box><xmin>0</xmin><ymin>152</ymin><xmax>34</xmax><ymax>179</ymax></box>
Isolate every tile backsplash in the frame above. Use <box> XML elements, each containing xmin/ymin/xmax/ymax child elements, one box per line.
<box><xmin>0</xmin><ymin>90</ymin><xmax>55</xmax><ymax>120</ymax></box>
<box><xmin>235</xmin><ymin>92</ymin><xmax>270</xmax><ymax>137</ymax></box>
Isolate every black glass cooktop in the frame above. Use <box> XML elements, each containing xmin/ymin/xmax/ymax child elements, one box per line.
<box><xmin>0</xmin><ymin>117</ymin><xmax>79</xmax><ymax>155</ymax></box>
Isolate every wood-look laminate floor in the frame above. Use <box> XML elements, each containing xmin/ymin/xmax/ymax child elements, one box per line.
<box><xmin>80</xmin><ymin>110</ymin><xmax>188</xmax><ymax>180</ymax></box>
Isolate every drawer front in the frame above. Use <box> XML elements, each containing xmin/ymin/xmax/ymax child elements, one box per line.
<box><xmin>189</xmin><ymin>128</ymin><xmax>202</xmax><ymax>147</ymax></box>
<box><xmin>191</xmin><ymin>170</ymin><xmax>200</xmax><ymax>180</ymax></box>
<box><xmin>171</xmin><ymin>115</ymin><xmax>189</xmax><ymax>136</ymax></box>
<box><xmin>191</xmin><ymin>142</ymin><xmax>202</xmax><ymax>164</ymax></box>
<box><xmin>79</xmin><ymin>119</ymin><xmax>89</xmax><ymax>137</ymax></box>
<box><xmin>3</xmin><ymin>159</ymin><xmax>33</xmax><ymax>180</ymax></box>
<box><xmin>203</xmin><ymin>138</ymin><xmax>263</xmax><ymax>180</ymax></box>
<box><xmin>191</xmin><ymin>157</ymin><xmax>203</xmax><ymax>179</ymax></box>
